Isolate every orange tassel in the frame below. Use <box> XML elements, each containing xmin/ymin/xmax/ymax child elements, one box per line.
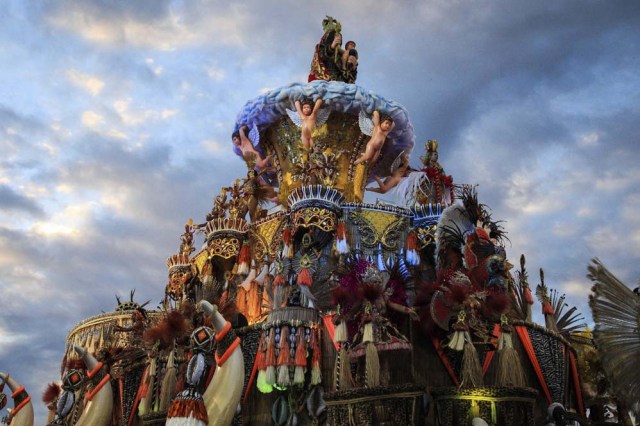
<box><xmin>524</xmin><ymin>287</ymin><xmax>534</xmax><ymax>305</ymax></box>
<box><xmin>297</xmin><ymin>268</ymin><xmax>312</xmax><ymax>287</ymax></box>
<box><xmin>405</xmin><ymin>231</ymin><xmax>417</xmax><ymax>251</ymax></box>
<box><xmin>277</xmin><ymin>326</ymin><xmax>291</xmax><ymax>366</ymax></box>
<box><xmin>294</xmin><ymin>329</ymin><xmax>307</xmax><ymax>367</ymax></box>
<box><xmin>237</xmin><ymin>244</ymin><xmax>251</xmax><ymax>275</ymax></box>
<box><xmin>405</xmin><ymin>230</ymin><xmax>420</xmax><ymax>266</ymax></box>
<box><xmin>273</xmin><ymin>273</ymin><xmax>286</xmax><ymax>286</ymax></box>
<box><xmin>257</xmin><ymin>333</ymin><xmax>267</xmax><ymax>371</ymax></box>
<box><xmin>265</xmin><ymin>328</ymin><xmax>276</xmax><ymax>385</ymax></box>
<box><xmin>311</xmin><ymin>330</ymin><xmax>322</xmax><ymax>385</ymax></box>
<box><xmin>293</xmin><ymin>328</ymin><xmax>307</xmax><ymax>384</ymax></box>
<box><xmin>336</xmin><ymin>222</ymin><xmax>350</xmax><ymax>254</ymax></box>
<box><xmin>166</xmin><ymin>394</ymin><xmax>208</xmax><ymax>423</ymax></box>
<box><xmin>542</xmin><ymin>301</ymin><xmax>554</xmax><ymax>315</ymax></box>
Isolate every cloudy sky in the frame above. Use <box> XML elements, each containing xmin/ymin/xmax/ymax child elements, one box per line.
<box><xmin>1</xmin><ymin>0</ymin><xmax>639</xmax><ymax>422</ymax></box>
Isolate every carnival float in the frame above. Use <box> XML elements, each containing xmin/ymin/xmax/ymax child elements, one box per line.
<box><xmin>2</xmin><ymin>16</ymin><xmax>639</xmax><ymax>426</ymax></box>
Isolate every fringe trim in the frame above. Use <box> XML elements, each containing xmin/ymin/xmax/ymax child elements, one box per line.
<box><xmin>365</xmin><ymin>343</ymin><xmax>380</xmax><ymax>388</ymax></box>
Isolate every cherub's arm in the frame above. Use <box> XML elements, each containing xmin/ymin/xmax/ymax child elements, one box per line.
<box><xmin>239</xmin><ymin>125</ymin><xmax>251</xmax><ymax>144</ymax></box>
<box><xmin>313</xmin><ymin>98</ymin><xmax>323</xmax><ymax>113</ymax></box>
<box><xmin>387</xmin><ymin>300</ymin><xmax>419</xmax><ymax>320</ymax></box>
<box><xmin>366</xmin><ymin>176</ymin><xmax>387</xmax><ymax>193</ymax></box>
<box><xmin>310</xmin><ymin>98</ymin><xmax>324</xmax><ymax>120</ymax></box>
<box><xmin>295</xmin><ymin>100</ymin><xmax>303</xmax><ymax>116</ymax></box>
<box><xmin>372</xmin><ymin>110</ymin><xmax>380</xmax><ymax>127</ymax></box>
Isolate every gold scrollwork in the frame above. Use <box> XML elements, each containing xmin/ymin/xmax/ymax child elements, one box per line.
<box><xmin>349</xmin><ymin>210</ymin><xmax>408</xmax><ymax>250</ymax></box>
<box><xmin>416</xmin><ymin>224</ymin><xmax>437</xmax><ymax>249</ymax></box>
<box><xmin>209</xmin><ymin>236</ymin><xmax>241</xmax><ymax>259</ymax></box>
<box><xmin>380</xmin><ymin>218</ymin><xmax>407</xmax><ymax>251</ymax></box>
<box><xmin>349</xmin><ymin>210</ymin><xmax>378</xmax><ymax>247</ymax></box>
<box><xmin>293</xmin><ymin>207</ymin><xmax>337</xmax><ymax>232</ymax></box>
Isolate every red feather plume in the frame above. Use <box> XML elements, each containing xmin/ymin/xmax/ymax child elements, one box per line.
<box><xmin>42</xmin><ymin>382</ymin><xmax>61</xmax><ymax>405</ymax></box>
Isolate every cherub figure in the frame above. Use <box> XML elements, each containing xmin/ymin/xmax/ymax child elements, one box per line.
<box><xmin>366</xmin><ymin>152</ymin><xmax>411</xmax><ymax>194</ymax></box>
<box><xmin>286</xmin><ymin>98</ymin><xmax>330</xmax><ymax>149</ymax></box>
<box><xmin>341</xmin><ymin>40</ymin><xmax>358</xmax><ymax>71</ymax></box>
<box><xmin>355</xmin><ymin>110</ymin><xmax>395</xmax><ymax>165</ymax></box>
<box><xmin>232</xmin><ymin>125</ymin><xmax>272</xmax><ymax>169</ymax></box>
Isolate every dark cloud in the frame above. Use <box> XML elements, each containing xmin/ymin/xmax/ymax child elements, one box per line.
<box><xmin>2</xmin><ymin>1</ymin><xmax>640</xmax><ymax>424</ymax></box>
<box><xmin>0</xmin><ymin>184</ymin><xmax>44</xmax><ymax>216</ymax></box>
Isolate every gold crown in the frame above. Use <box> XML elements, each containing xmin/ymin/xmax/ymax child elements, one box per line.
<box><xmin>205</xmin><ymin>217</ymin><xmax>249</xmax><ymax>241</ymax></box>
<box><xmin>426</xmin><ymin>139</ymin><xmax>438</xmax><ymax>153</ymax></box>
<box><xmin>287</xmin><ymin>185</ymin><xmax>345</xmax><ymax>212</ymax></box>
<box><xmin>167</xmin><ymin>253</ymin><xmax>191</xmax><ymax>271</ymax></box>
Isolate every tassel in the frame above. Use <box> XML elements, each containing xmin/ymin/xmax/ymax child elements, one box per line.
<box><xmin>166</xmin><ymin>389</ymin><xmax>208</xmax><ymax>426</ymax></box>
<box><xmin>237</xmin><ymin>244</ymin><xmax>251</xmax><ymax>275</ymax></box>
<box><xmin>460</xmin><ymin>332</ymin><xmax>483</xmax><ymax>388</ymax></box>
<box><xmin>542</xmin><ymin>301</ymin><xmax>554</xmax><ymax>315</ymax></box>
<box><xmin>496</xmin><ymin>323</ymin><xmax>526</xmax><ymax>387</ymax></box>
<box><xmin>159</xmin><ymin>349</ymin><xmax>178</xmax><ymax>412</ymax></box>
<box><xmin>365</xmin><ymin>342</ymin><xmax>380</xmax><ymax>388</ymax></box>
<box><xmin>265</xmin><ymin>328</ymin><xmax>277</xmax><ymax>386</ymax></box>
<box><xmin>362</xmin><ymin>321</ymin><xmax>374</xmax><ymax>344</ymax></box>
<box><xmin>294</xmin><ymin>328</ymin><xmax>307</xmax><ymax>385</ymax></box>
<box><xmin>273</xmin><ymin>268</ymin><xmax>286</xmax><ymax>309</ymax></box>
<box><xmin>256</xmin><ymin>332</ymin><xmax>272</xmax><ymax>393</ymax></box>
<box><xmin>277</xmin><ymin>326</ymin><xmax>291</xmax><ymax>387</ymax></box>
<box><xmin>333</xmin><ymin>345</ymin><xmax>352</xmax><ymax>391</ymax></box>
<box><xmin>447</xmin><ymin>330</ymin><xmax>466</xmax><ymax>351</ymax></box>
<box><xmin>282</xmin><ymin>228</ymin><xmax>293</xmax><ymax>259</ymax></box>
<box><xmin>310</xmin><ymin>331</ymin><xmax>322</xmax><ymax>385</ymax></box>
<box><xmin>524</xmin><ymin>286</ymin><xmax>534</xmax><ymax>305</ymax></box>
<box><xmin>447</xmin><ymin>311</ymin><xmax>468</xmax><ymax>351</ymax></box>
<box><xmin>336</xmin><ymin>221</ymin><xmax>350</xmax><ymax>254</ymax></box>
<box><xmin>405</xmin><ymin>231</ymin><xmax>420</xmax><ymax>266</ymax></box>
<box><xmin>297</xmin><ymin>268</ymin><xmax>312</xmax><ymax>287</ymax></box>
<box><xmin>333</xmin><ymin>316</ymin><xmax>347</xmax><ymax>344</ymax></box>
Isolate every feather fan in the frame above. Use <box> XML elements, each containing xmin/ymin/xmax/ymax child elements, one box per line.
<box><xmin>588</xmin><ymin>258</ymin><xmax>640</xmax><ymax>408</ymax></box>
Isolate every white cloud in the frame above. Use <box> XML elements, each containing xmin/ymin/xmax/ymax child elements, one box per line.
<box><xmin>206</xmin><ymin>66</ymin><xmax>225</xmax><ymax>81</ymax></box>
<box><xmin>577</xmin><ymin>132</ymin><xmax>599</xmax><ymax>147</ymax></box>
<box><xmin>113</xmin><ymin>99</ymin><xmax>178</xmax><ymax>126</ymax></box>
<box><xmin>81</xmin><ymin>110</ymin><xmax>104</xmax><ymax>128</ymax></box>
<box><xmin>65</xmin><ymin>69</ymin><xmax>106</xmax><ymax>96</ymax></box>
<box><xmin>48</xmin><ymin>5</ymin><xmax>251</xmax><ymax>50</ymax></box>
<box><xmin>31</xmin><ymin>202</ymin><xmax>98</xmax><ymax>239</ymax></box>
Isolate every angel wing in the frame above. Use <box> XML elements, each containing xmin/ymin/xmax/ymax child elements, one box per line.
<box><xmin>390</xmin><ymin>150</ymin><xmax>407</xmax><ymax>174</ymax></box>
<box><xmin>315</xmin><ymin>107</ymin><xmax>331</xmax><ymax>127</ymax></box>
<box><xmin>286</xmin><ymin>108</ymin><xmax>303</xmax><ymax>128</ymax></box>
<box><xmin>248</xmin><ymin>123</ymin><xmax>260</xmax><ymax>147</ymax></box>
<box><xmin>588</xmin><ymin>258</ymin><xmax>640</xmax><ymax>407</ymax></box>
<box><xmin>358</xmin><ymin>110</ymin><xmax>374</xmax><ymax>136</ymax></box>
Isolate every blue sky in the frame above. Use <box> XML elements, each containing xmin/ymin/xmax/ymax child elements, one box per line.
<box><xmin>1</xmin><ymin>1</ymin><xmax>639</xmax><ymax>423</ymax></box>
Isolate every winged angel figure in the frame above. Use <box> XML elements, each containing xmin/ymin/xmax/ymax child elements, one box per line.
<box><xmin>355</xmin><ymin>110</ymin><xmax>396</xmax><ymax>165</ymax></box>
<box><xmin>232</xmin><ymin>124</ymin><xmax>272</xmax><ymax>169</ymax></box>
<box><xmin>588</xmin><ymin>258</ymin><xmax>640</xmax><ymax>412</ymax></box>
<box><xmin>366</xmin><ymin>151</ymin><xmax>410</xmax><ymax>194</ymax></box>
<box><xmin>286</xmin><ymin>98</ymin><xmax>331</xmax><ymax>149</ymax></box>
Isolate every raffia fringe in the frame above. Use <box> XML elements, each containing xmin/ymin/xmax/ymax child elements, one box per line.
<box><xmin>460</xmin><ymin>340</ymin><xmax>483</xmax><ymax>388</ymax></box>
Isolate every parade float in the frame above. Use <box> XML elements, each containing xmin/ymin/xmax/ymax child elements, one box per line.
<box><xmin>8</xmin><ymin>16</ymin><xmax>639</xmax><ymax>426</ymax></box>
